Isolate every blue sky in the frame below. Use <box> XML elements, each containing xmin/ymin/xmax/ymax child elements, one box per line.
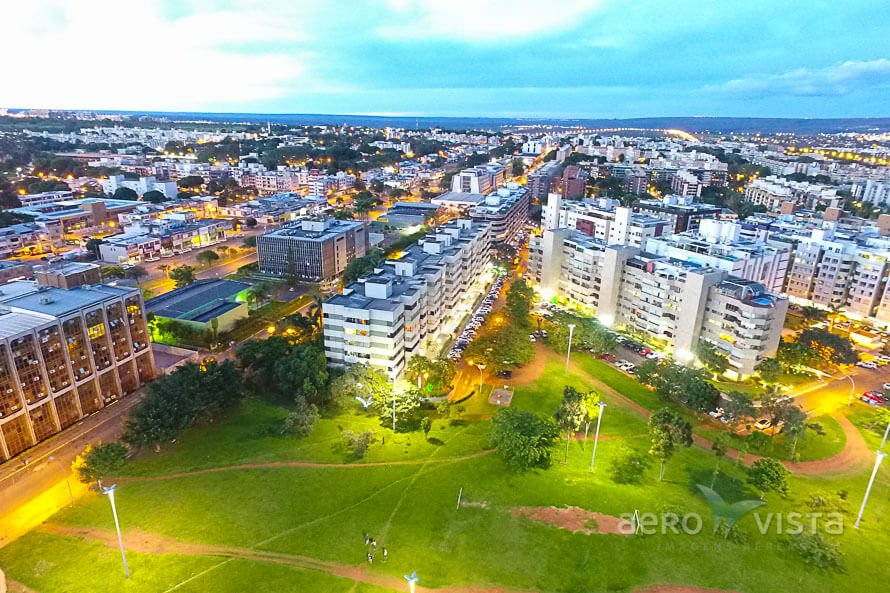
<box><xmin>4</xmin><ymin>0</ymin><xmax>890</xmax><ymax>118</ymax></box>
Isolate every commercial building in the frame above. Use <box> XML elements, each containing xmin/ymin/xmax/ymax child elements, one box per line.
<box><xmin>257</xmin><ymin>217</ymin><xmax>369</xmax><ymax>281</ymax></box>
<box><xmin>18</xmin><ymin>191</ymin><xmax>75</xmax><ymax>208</ymax></box>
<box><xmin>376</xmin><ymin>202</ymin><xmax>442</xmax><ymax>228</ymax></box>
<box><xmin>0</xmin><ymin>223</ymin><xmax>51</xmax><ymax>258</ymax></box>
<box><xmin>322</xmin><ymin>219</ymin><xmax>491</xmax><ymax>379</ymax></box>
<box><xmin>146</xmin><ymin>279</ymin><xmax>251</xmax><ymax>333</ymax></box>
<box><xmin>0</xmin><ymin>261</ymin><xmax>34</xmax><ymax>285</ymax></box>
<box><xmin>450</xmin><ymin>163</ymin><xmax>506</xmax><ymax>194</ymax></box>
<box><xmin>467</xmin><ymin>183</ymin><xmax>530</xmax><ymax>246</ymax></box>
<box><xmin>0</xmin><ymin>266</ymin><xmax>154</xmax><ymax>461</ymax></box>
<box><xmin>98</xmin><ymin>218</ymin><xmax>231</xmax><ymax>264</ymax></box>
<box><xmin>644</xmin><ymin>220</ymin><xmax>791</xmax><ymax>293</ymax></box>
<box><xmin>529</xmin><ymin>230</ymin><xmax>787</xmax><ymax>379</ymax></box>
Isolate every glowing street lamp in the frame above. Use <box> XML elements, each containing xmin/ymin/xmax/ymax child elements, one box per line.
<box><xmin>404</xmin><ymin>572</ymin><xmax>420</xmax><ymax>593</ymax></box>
<box><xmin>589</xmin><ymin>401</ymin><xmax>607</xmax><ymax>472</ymax></box>
<box><xmin>48</xmin><ymin>456</ymin><xmax>74</xmax><ymax>506</ymax></box>
<box><xmin>103</xmin><ymin>485</ymin><xmax>130</xmax><ymax>578</ymax></box>
<box><xmin>469</xmin><ymin>360</ymin><xmax>486</xmax><ymax>393</ymax></box>
<box><xmin>565</xmin><ymin>324</ymin><xmax>576</xmax><ymax>375</ymax></box>
<box><xmin>854</xmin><ymin>450</ymin><xmax>887</xmax><ymax>529</ymax></box>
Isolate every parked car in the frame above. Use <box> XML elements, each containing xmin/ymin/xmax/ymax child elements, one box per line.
<box><xmin>882</xmin><ymin>382</ymin><xmax>890</xmax><ymax>390</ymax></box>
<box><xmin>857</xmin><ymin>361</ymin><xmax>878</xmax><ymax>369</ymax></box>
<box><xmin>861</xmin><ymin>394</ymin><xmax>883</xmax><ymax>407</ymax></box>
<box><xmin>753</xmin><ymin>418</ymin><xmax>772</xmax><ymax>431</ymax></box>
<box><xmin>497</xmin><ymin>370</ymin><xmax>513</xmax><ymax>379</ymax></box>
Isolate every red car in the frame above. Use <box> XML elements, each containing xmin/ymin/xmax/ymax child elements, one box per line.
<box><xmin>861</xmin><ymin>393</ymin><xmax>883</xmax><ymax>406</ymax></box>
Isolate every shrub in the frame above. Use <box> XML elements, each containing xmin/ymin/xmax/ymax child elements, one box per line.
<box><xmin>609</xmin><ymin>444</ymin><xmax>651</xmax><ymax>484</ymax></box>
<box><xmin>786</xmin><ymin>532</ymin><xmax>844</xmax><ymax>569</ymax></box>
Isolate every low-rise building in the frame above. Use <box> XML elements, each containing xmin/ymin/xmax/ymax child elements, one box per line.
<box><xmin>146</xmin><ymin>279</ymin><xmax>251</xmax><ymax>334</ymax></box>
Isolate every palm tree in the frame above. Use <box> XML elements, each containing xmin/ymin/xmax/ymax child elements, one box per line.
<box><xmin>307</xmin><ymin>294</ymin><xmax>325</xmax><ymax>330</ymax></box>
<box><xmin>246</xmin><ymin>282</ymin><xmax>272</xmax><ymax>310</ymax></box>
<box><xmin>159</xmin><ymin>264</ymin><xmax>170</xmax><ymax>278</ymax></box>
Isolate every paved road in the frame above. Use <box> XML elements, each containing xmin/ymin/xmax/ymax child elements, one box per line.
<box><xmin>0</xmin><ymin>392</ymin><xmax>145</xmax><ymax>546</ymax></box>
<box><xmin>142</xmin><ymin>248</ymin><xmax>258</xmax><ymax>295</ymax></box>
<box><xmin>795</xmin><ymin>366</ymin><xmax>889</xmax><ymax>416</ymax></box>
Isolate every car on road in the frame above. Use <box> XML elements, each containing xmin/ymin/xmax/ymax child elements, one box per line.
<box><xmin>883</xmin><ymin>382</ymin><xmax>890</xmax><ymax>390</ymax></box>
<box><xmin>861</xmin><ymin>393</ymin><xmax>883</xmax><ymax>406</ymax></box>
<box><xmin>857</xmin><ymin>361</ymin><xmax>878</xmax><ymax>369</ymax></box>
<box><xmin>497</xmin><ymin>370</ymin><xmax>513</xmax><ymax>379</ymax></box>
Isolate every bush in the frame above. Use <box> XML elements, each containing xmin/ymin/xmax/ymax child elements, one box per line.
<box><xmin>341</xmin><ymin>430</ymin><xmax>377</xmax><ymax>459</ymax></box>
<box><xmin>785</xmin><ymin>532</ymin><xmax>844</xmax><ymax>569</ymax></box>
<box><xmin>609</xmin><ymin>444</ymin><xmax>651</xmax><ymax>484</ymax></box>
<box><xmin>71</xmin><ymin>442</ymin><xmax>128</xmax><ymax>485</ymax></box>
<box><xmin>281</xmin><ymin>398</ymin><xmax>320</xmax><ymax>437</ymax></box>
<box><xmin>489</xmin><ymin>408</ymin><xmax>558</xmax><ymax>470</ymax></box>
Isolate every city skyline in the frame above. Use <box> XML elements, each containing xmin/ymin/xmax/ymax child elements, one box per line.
<box><xmin>4</xmin><ymin>0</ymin><xmax>890</xmax><ymax>118</ymax></box>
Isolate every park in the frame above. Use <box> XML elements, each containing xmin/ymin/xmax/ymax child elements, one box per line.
<box><xmin>1</xmin><ymin>282</ymin><xmax>889</xmax><ymax>593</ymax></box>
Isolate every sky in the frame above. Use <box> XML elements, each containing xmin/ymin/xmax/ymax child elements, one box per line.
<box><xmin>3</xmin><ymin>0</ymin><xmax>890</xmax><ymax>119</ymax></box>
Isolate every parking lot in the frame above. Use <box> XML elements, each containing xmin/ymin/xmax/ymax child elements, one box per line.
<box><xmin>447</xmin><ymin>273</ymin><xmax>507</xmax><ymax>360</ymax></box>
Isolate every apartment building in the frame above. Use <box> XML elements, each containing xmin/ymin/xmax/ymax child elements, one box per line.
<box><xmin>745</xmin><ymin>176</ymin><xmax>841</xmax><ymax>211</ymax></box>
<box><xmin>670</xmin><ymin>170</ymin><xmax>703</xmax><ymax>198</ymax></box>
<box><xmin>635</xmin><ymin>195</ymin><xmax>722</xmax><ymax>233</ymax></box>
<box><xmin>526</xmin><ymin>161</ymin><xmax>562</xmax><ymax>200</ymax></box>
<box><xmin>853</xmin><ymin>179</ymin><xmax>890</xmax><ymax>205</ymax></box>
<box><xmin>785</xmin><ymin>227</ymin><xmax>890</xmax><ymax>322</ymax></box>
<box><xmin>557</xmin><ymin>165</ymin><xmax>589</xmax><ymax>199</ymax></box>
<box><xmin>257</xmin><ymin>217</ymin><xmax>369</xmax><ymax>281</ymax></box>
<box><xmin>0</xmin><ymin>267</ymin><xmax>154</xmax><ymax>461</ymax></box>
<box><xmin>542</xmin><ymin>194</ymin><xmax>670</xmax><ymax>248</ymax></box>
<box><xmin>323</xmin><ymin>219</ymin><xmax>491</xmax><ymax>379</ymax></box>
<box><xmin>19</xmin><ymin>191</ymin><xmax>75</xmax><ymax>208</ymax></box>
<box><xmin>529</xmin><ymin>230</ymin><xmax>787</xmax><ymax>378</ymax></box>
<box><xmin>644</xmin><ymin>220</ymin><xmax>791</xmax><ymax>292</ymax></box>
<box><xmin>450</xmin><ymin>163</ymin><xmax>506</xmax><ymax>194</ymax></box>
<box><xmin>98</xmin><ymin>218</ymin><xmax>231</xmax><ymax>264</ymax></box>
<box><xmin>101</xmin><ymin>175</ymin><xmax>178</xmax><ymax>199</ymax></box>
<box><xmin>467</xmin><ymin>183</ymin><xmax>530</xmax><ymax>246</ymax></box>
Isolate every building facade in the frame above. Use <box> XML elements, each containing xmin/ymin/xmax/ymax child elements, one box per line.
<box><xmin>257</xmin><ymin>218</ymin><xmax>369</xmax><ymax>281</ymax></box>
<box><xmin>0</xmin><ymin>273</ymin><xmax>154</xmax><ymax>461</ymax></box>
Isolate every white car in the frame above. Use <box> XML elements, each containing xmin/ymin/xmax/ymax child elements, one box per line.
<box><xmin>882</xmin><ymin>382</ymin><xmax>890</xmax><ymax>390</ymax></box>
<box><xmin>857</xmin><ymin>361</ymin><xmax>878</xmax><ymax>369</ymax></box>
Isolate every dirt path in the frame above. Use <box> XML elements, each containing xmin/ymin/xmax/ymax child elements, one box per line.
<box><xmin>39</xmin><ymin>524</ymin><xmax>738</xmax><ymax>593</ymax></box>
<box><xmin>109</xmin><ymin>449</ymin><xmax>495</xmax><ymax>484</ymax></box>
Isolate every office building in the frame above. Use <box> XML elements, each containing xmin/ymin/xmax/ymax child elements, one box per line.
<box><xmin>0</xmin><ymin>266</ymin><xmax>154</xmax><ymax>461</ymax></box>
<box><xmin>450</xmin><ymin>163</ymin><xmax>506</xmax><ymax>194</ymax></box>
<box><xmin>322</xmin><ymin>219</ymin><xmax>491</xmax><ymax>379</ymax></box>
<box><xmin>257</xmin><ymin>217</ymin><xmax>369</xmax><ymax>281</ymax></box>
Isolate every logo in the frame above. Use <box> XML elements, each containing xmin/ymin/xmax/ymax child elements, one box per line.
<box><xmin>696</xmin><ymin>484</ymin><xmax>764</xmax><ymax>535</ymax></box>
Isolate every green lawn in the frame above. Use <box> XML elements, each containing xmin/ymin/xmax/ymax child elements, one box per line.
<box><xmin>2</xmin><ymin>357</ymin><xmax>889</xmax><ymax>593</ymax></box>
<box><xmin>697</xmin><ymin>414</ymin><xmax>847</xmax><ymax>462</ymax></box>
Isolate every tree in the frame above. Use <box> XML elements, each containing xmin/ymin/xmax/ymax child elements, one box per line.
<box><xmin>404</xmin><ymin>355</ymin><xmax>455</xmax><ymax>396</ymax></box>
<box><xmin>169</xmin><ymin>265</ymin><xmax>197</xmax><ymax>288</ymax></box>
<box><xmin>196</xmin><ymin>249</ymin><xmax>220</xmax><ymax>268</ymax></box>
<box><xmin>511</xmin><ymin>158</ymin><xmax>525</xmax><ymax>177</ymax></box>
<box><xmin>178</xmin><ymin>175</ymin><xmax>204</xmax><ymax>190</ymax></box>
<box><xmin>710</xmin><ymin>433</ymin><xmax>730</xmax><ymax>488</ymax></box>
<box><xmin>281</xmin><ymin>397</ymin><xmax>319</xmax><ymax>437</ymax></box>
<box><xmin>489</xmin><ymin>408</ymin><xmax>559</xmax><ymax>470</ymax></box>
<box><xmin>122</xmin><ymin>360</ymin><xmax>243</xmax><ymax>448</ymax></box>
<box><xmin>158</xmin><ymin>264</ymin><xmax>171</xmax><ymax>278</ymax></box>
<box><xmin>463</xmin><ymin>324</ymin><xmax>535</xmax><ymax>373</ymax></box>
<box><xmin>236</xmin><ymin>337</ymin><xmax>293</xmax><ymax>390</ymax></box>
<box><xmin>243</xmin><ymin>235</ymin><xmax>257</xmax><ymax>248</ymax></box>
<box><xmin>71</xmin><ymin>442</ymin><xmax>128</xmax><ymax>486</ymax></box>
<box><xmin>113</xmin><ymin>187</ymin><xmax>139</xmax><ymax>201</ymax></box>
<box><xmin>341</xmin><ymin>430</ymin><xmax>377</xmax><ymax>459</ymax></box>
<box><xmin>329</xmin><ymin>364</ymin><xmax>391</xmax><ymax>409</ymax></box>
<box><xmin>796</xmin><ymin>328</ymin><xmax>859</xmax><ymax>366</ymax></box>
<box><xmin>648</xmin><ymin>408</ymin><xmax>693</xmax><ymax>480</ymax></box>
<box><xmin>420</xmin><ymin>416</ymin><xmax>432</xmax><ymax>439</ymax></box>
<box><xmin>101</xmin><ymin>265</ymin><xmax>127</xmax><ymax>280</ymax></box>
<box><xmin>85</xmin><ymin>238</ymin><xmax>105</xmax><ymax>258</ymax></box>
<box><xmin>143</xmin><ymin>190</ymin><xmax>168</xmax><ymax>203</ymax></box>
<box><xmin>755</xmin><ymin>358</ymin><xmax>782</xmax><ymax>384</ymax></box>
<box><xmin>246</xmin><ymin>281</ymin><xmax>272</xmax><ymax>309</ymax></box>
<box><xmin>800</xmin><ymin>306</ymin><xmax>827</xmax><ymax>326</ymax></box>
<box><xmin>696</xmin><ymin>339</ymin><xmax>730</xmax><ymax>377</ymax></box>
<box><xmin>554</xmin><ymin>387</ymin><xmax>587</xmax><ymax>463</ymax></box>
<box><xmin>343</xmin><ymin>252</ymin><xmax>383</xmax><ymax>284</ymax></box>
<box><xmin>124</xmin><ymin>265</ymin><xmax>147</xmax><ymax>285</ymax></box>
<box><xmin>505</xmin><ymin>279</ymin><xmax>534</xmax><ymax>326</ymax></box>
<box><xmin>274</xmin><ymin>345</ymin><xmax>329</xmax><ymax>404</ymax></box>
<box><xmin>723</xmin><ymin>391</ymin><xmax>755</xmax><ymax>428</ymax></box>
<box><xmin>747</xmin><ymin>458</ymin><xmax>790</xmax><ymax>499</ymax></box>
<box><xmin>784</xmin><ymin>405</ymin><xmax>810</xmax><ymax>459</ymax></box>
<box><xmin>245</xmin><ymin>217</ymin><xmax>258</xmax><ymax>228</ymax></box>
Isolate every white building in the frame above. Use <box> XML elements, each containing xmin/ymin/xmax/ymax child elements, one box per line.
<box><xmin>101</xmin><ymin>175</ymin><xmax>178</xmax><ymax>199</ymax></box>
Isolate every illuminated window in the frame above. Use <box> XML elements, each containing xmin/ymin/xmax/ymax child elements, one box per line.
<box><xmin>88</xmin><ymin>324</ymin><xmax>106</xmax><ymax>339</ymax></box>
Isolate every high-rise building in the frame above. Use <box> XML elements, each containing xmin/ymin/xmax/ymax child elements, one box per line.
<box><xmin>467</xmin><ymin>184</ymin><xmax>530</xmax><ymax>246</ymax></box>
<box><xmin>0</xmin><ymin>265</ymin><xmax>154</xmax><ymax>461</ymax></box>
<box><xmin>541</xmin><ymin>194</ymin><xmax>670</xmax><ymax>248</ymax></box>
<box><xmin>526</xmin><ymin>161</ymin><xmax>562</xmax><ymax>200</ymax></box>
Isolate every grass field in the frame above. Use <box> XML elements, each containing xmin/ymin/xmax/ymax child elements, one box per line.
<box><xmin>1</xmin><ymin>359</ymin><xmax>888</xmax><ymax>593</ymax></box>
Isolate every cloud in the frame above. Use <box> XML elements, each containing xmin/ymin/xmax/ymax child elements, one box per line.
<box><xmin>0</xmin><ymin>0</ymin><xmax>337</xmax><ymax>111</ymax></box>
<box><xmin>710</xmin><ymin>59</ymin><xmax>890</xmax><ymax>98</ymax></box>
<box><xmin>377</xmin><ymin>0</ymin><xmax>606</xmax><ymax>42</ymax></box>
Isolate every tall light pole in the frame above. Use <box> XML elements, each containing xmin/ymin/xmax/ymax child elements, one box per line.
<box><xmin>470</xmin><ymin>361</ymin><xmax>486</xmax><ymax>393</ymax></box>
<box><xmin>881</xmin><ymin>420</ymin><xmax>890</xmax><ymax>450</ymax></box>
<box><xmin>565</xmin><ymin>324</ymin><xmax>576</xmax><ymax>375</ymax></box>
<box><xmin>48</xmin><ymin>455</ymin><xmax>74</xmax><ymax>506</ymax></box>
<box><xmin>845</xmin><ymin>374</ymin><xmax>855</xmax><ymax>406</ymax></box>
<box><xmin>404</xmin><ymin>572</ymin><xmax>420</xmax><ymax>593</ymax></box>
<box><xmin>103</xmin><ymin>485</ymin><xmax>130</xmax><ymax>578</ymax></box>
<box><xmin>854</xmin><ymin>450</ymin><xmax>887</xmax><ymax>529</ymax></box>
<box><xmin>589</xmin><ymin>401</ymin><xmax>607</xmax><ymax>472</ymax></box>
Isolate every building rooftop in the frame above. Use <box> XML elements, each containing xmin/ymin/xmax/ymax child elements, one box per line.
<box><xmin>261</xmin><ymin>218</ymin><xmax>364</xmax><ymax>241</ymax></box>
<box><xmin>0</xmin><ymin>280</ymin><xmax>135</xmax><ymax>319</ymax></box>
<box><xmin>146</xmin><ymin>279</ymin><xmax>250</xmax><ymax>322</ymax></box>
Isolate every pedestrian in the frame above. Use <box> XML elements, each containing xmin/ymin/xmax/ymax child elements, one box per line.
<box><xmin>382</xmin><ymin>547</ymin><xmax>388</xmax><ymax>562</ymax></box>
<box><xmin>364</xmin><ymin>533</ymin><xmax>371</xmax><ymax>545</ymax></box>
<box><xmin>367</xmin><ymin>552</ymin><xmax>374</xmax><ymax>564</ymax></box>
<box><xmin>371</xmin><ymin>539</ymin><xmax>377</xmax><ymax>551</ymax></box>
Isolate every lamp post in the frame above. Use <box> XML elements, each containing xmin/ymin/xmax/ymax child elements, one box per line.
<box><xmin>565</xmin><ymin>324</ymin><xmax>576</xmax><ymax>375</ymax></box>
<box><xmin>404</xmin><ymin>572</ymin><xmax>420</xmax><ymax>593</ymax></box>
<box><xmin>103</xmin><ymin>485</ymin><xmax>130</xmax><ymax>578</ymax></box>
<box><xmin>48</xmin><ymin>456</ymin><xmax>74</xmax><ymax>506</ymax></box>
<box><xmin>589</xmin><ymin>401</ymin><xmax>607</xmax><ymax>472</ymax></box>
<box><xmin>854</xmin><ymin>450</ymin><xmax>887</xmax><ymax>529</ymax></box>
<box><xmin>881</xmin><ymin>420</ymin><xmax>890</xmax><ymax>450</ymax></box>
<box><xmin>844</xmin><ymin>373</ymin><xmax>855</xmax><ymax>406</ymax></box>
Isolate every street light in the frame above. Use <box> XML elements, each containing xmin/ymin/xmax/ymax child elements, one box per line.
<box><xmin>469</xmin><ymin>360</ymin><xmax>486</xmax><ymax>393</ymax></box>
<box><xmin>854</xmin><ymin>450</ymin><xmax>887</xmax><ymax>529</ymax></box>
<box><xmin>404</xmin><ymin>572</ymin><xmax>420</xmax><ymax>593</ymax></box>
<box><xmin>48</xmin><ymin>456</ymin><xmax>74</xmax><ymax>506</ymax></box>
<box><xmin>589</xmin><ymin>401</ymin><xmax>607</xmax><ymax>472</ymax></box>
<box><xmin>565</xmin><ymin>324</ymin><xmax>576</xmax><ymax>375</ymax></box>
<box><xmin>103</xmin><ymin>485</ymin><xmax>130</xmax><ymax>578</ymax></box>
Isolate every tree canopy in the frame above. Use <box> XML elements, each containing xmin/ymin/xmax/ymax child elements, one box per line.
<box><xmin>489</xmin><ymin>408</ymin><xmax>559</xmax><ymax>470</ymax></box>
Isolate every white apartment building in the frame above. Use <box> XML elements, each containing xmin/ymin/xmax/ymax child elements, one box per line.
<box><xmin>745</xmin><ymin>176</ymin><xmax>840</xmax><ymax>211</ymax></box>
<box><xmin>644</xmin><ymin>219</ymin><xmax>791</xmax><ymax>293</ymax></box>
<box><xmin>529</xmin><ymin>230</ymin><xmax>787</xmax><ymax>378</ymax></box>
<box><xmin>323</xmin><ymin>219</ymin><xmax>491</xmax><ymax>379</ymax></box>
<box><xmin>468</xmin><ymin>183</ymin><xmax>530</xmax><ymax>246</ymax></box>
<box><xmin>101</xmin><ymin>175</ymin><xmax>178</xmax><ymax>199</ymax></box>
<box><xmin>785</xmin><ymin>226</ymin><xmax>890</xmax><ymax>323</ymax></box>
<box><xmin>670</xmin><ymin>170</ymin><xmax>703</xmax><ymax>198</ymax></box>
<box><xmin>542</xmin><ymin>194</ymin><xmax>670</xmax><ymax>248</ymax></box>
<box><xmin>853</xmin><ymin>179</ymin><xmax>890</xmax><ymax>205</ymax></box>
<box><xmin>19</xmin><ymin>191</ymin><xmax>75</xmax><ymax>208</ymax></box>
<box><xmin>450</xmin><ymin>163</ymin><xmax>506</xmax><ymax>194</ymax></box>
